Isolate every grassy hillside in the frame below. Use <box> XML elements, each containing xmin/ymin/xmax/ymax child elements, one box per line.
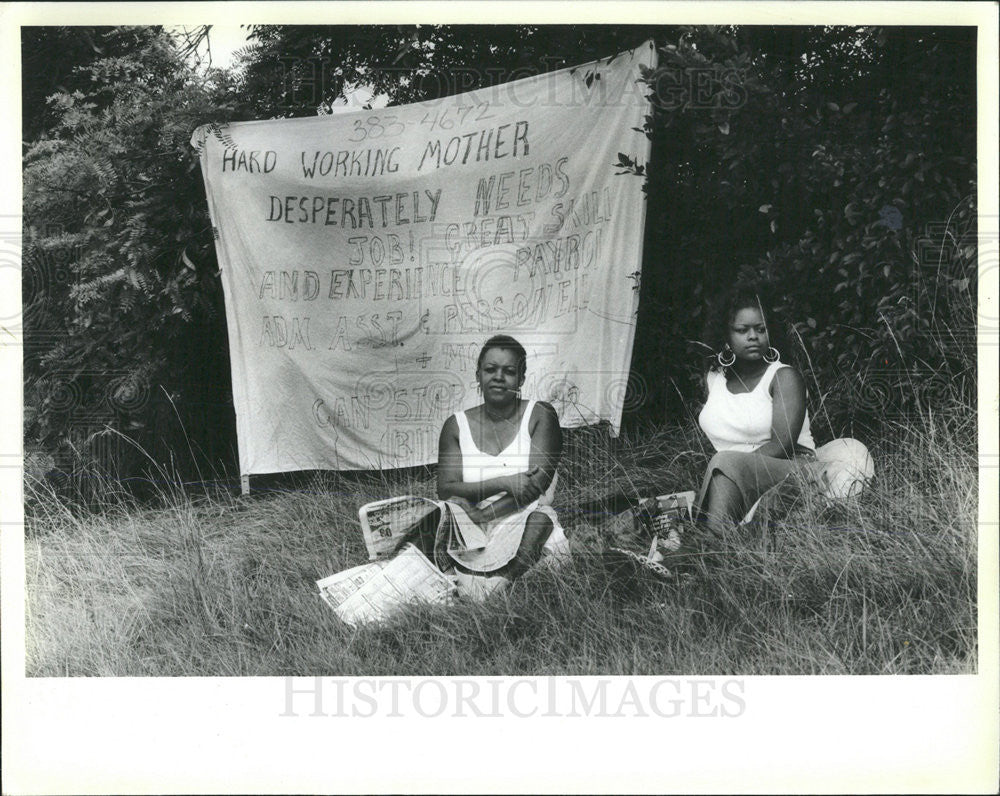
<box><xmin>25</xmin><ymin>405</ymin><xmax>976</xmax><ymax>676</ymax></box>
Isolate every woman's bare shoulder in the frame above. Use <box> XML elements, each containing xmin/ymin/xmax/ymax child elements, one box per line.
<box><xmin>526</xmin><ymin>399</ymin><xmax>557</xmax><ymax>430</ymax></box>
<box><xmin>532</xmin><ymin>399</ymin><xmax>558</xmax><ymax>419</ymax></box>
<box><xmin>439</xmin><ymin>412</ymin><xmax>461</xmax><ymax>440</ymax></box>
<box><xmin>770</xmin><ymin>364</ymin><xmax>806</xmax><ymax>395</ymax></box>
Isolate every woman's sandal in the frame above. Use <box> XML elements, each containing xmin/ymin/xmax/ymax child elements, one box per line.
<box><xmin>607</xmin><ymin>545</ymin><xmax>676</xmax><ymax>580</ymax></box>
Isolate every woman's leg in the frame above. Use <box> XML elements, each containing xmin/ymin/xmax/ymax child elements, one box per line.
<box><xmin>701</xmin><ymin>470</ymin><xmax>745</xmax><ymax>535</ymax></box>
<box><xmin>505</xmin><ymin>511</ymin><xmax>554</xmax><ymax>579</ymax></box>
<box><xmin>697</xmin><ymin>451</ymin><xmax>804</xmax><ymax>538</ymax></box>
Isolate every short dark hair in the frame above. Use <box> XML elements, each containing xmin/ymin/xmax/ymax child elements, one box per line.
<box><xmin>476</xmin><ymin>334</ymin><xmax>527</xmax><ymax>378</ymax></box>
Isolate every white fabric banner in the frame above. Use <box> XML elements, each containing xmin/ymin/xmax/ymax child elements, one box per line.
<box><xmin>192</xmin><ymin>42</ymin><xmax>655</xmax><ymax>474</ymax></box>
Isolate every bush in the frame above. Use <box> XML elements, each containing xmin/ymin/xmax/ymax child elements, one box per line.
<box><xmin>628</xmin><ymin>27</ymin><xmax>977</xmax><ymax>430</ymax></box>
<box><xmin>22</xmin><ymin>28</ymin><xmax>249</xmax><ymax>486</ymax></box>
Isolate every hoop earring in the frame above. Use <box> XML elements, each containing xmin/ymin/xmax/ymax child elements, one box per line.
<box><xmin>717</xmin><ymin>345</ymin><xmax>735</xmax><ymax>368</ymax></box>
<box><xmin>763</xmin><ymin>346</ymin><xmax>780</xmax><ymax>363</ymax></box>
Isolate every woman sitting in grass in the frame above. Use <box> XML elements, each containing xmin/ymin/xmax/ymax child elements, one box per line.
<box><xmin>695</xmin><ymin>286</ymin><xmax>872</xmax><ymax>535</ymax></box>
<box><xmin>436</xmin><ymin>334</ymin><xmax>570</xmax><ymax>600</ymax></box>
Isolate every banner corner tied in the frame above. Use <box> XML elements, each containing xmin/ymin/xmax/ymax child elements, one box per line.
<box><xmin>190</xmin><ymin>121</ymin><xmax>235</xmax><ymax>155</ymax></box>
<box><xmin>189</xmin><ymin>123</ymin><xmax>209</xmax><ymax>152</ymax></box>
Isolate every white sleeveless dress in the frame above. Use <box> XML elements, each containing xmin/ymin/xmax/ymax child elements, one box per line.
<box><xmin>699</xmin><ymin>361</ymin><xmax>816</xmax><ymax>453</ymax></box>
<box><xmin>449</xmin><ymin>399</ymin><xmax>568</xmax><ymax>573</ymax></box>
<box><xmin>695</xmin><ymin>361</ymin><xmax>873</xmax><ymax>518</ymax></box>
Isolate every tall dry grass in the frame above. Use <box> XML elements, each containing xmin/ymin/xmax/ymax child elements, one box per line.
<box><xmin>24</xmin><ymin>396</ymin><xmax>977</xmax><ymax>676</ymax></box>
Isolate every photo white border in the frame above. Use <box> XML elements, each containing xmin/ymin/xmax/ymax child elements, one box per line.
<box><xmin>2</xmin><ymin>2</ymin><xmax>997</xmax><ymax>793</ymax></box>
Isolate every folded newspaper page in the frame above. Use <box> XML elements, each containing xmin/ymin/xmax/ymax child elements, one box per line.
<box><xmin>444</xmin><ymin>501</ymin><xmax>490</xmax><ymax>555</ymax></box>
<box><xmin>633</xmin><ymin>490</ymin><xmax>695</xmax><ymax>552</ymax></box>
<box><xmin>316</xmin><ymin>544</ymin><xmax>457</xmax><ymax>626</ymax></box>
<box><xmin>358</xmin><ymin>495</ymin><xmax>493</xmax><ymax>561</ymax></box>
<box><xmin>319</xmin><ymin>495</ymin><xmax>501</xmax><ymax>625</ymax></box>
<box><xmin>637</xmin><ymin>490</ymin><xmax>696</xmax><ymax>520</ymax></box>
<box><xmin>607</xmin><ymin>490</ymin><xmax>697</xmax><ymax>580</ymax></box>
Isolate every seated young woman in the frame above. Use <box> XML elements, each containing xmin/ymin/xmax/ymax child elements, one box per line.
<box><xmin>695</xmin><ymin>287</ymin><xmax>821</xmax><ymax>534</ymax></box>
<box><xmin>436</xmin><ymin>334</ymin><xmax>570</xmax><ymax>598</ymax></box>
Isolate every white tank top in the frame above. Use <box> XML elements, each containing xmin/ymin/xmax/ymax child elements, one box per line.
<box><xmin>453</xmin><ymin>400</ymin><xmax>557</xmax><ymax>503</ymax></box>
<box><xmin>698</xmin><ymin>361</ymin><xmax>815</xmax><ymax>453</ymax></box>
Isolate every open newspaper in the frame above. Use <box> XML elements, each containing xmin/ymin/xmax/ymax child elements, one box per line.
<box><xmin>316</xmin><ymin>495</ymin><xmax>499</xmax><ymax>626</ymax></box>
<box><xmin>317</xmin><ymin>544</ymin><xmax>456</xmax><ymax>627</ymax></box>
<box><xmin>358</xmin><ymin>494</ymin><xmax>496</xmax><ymax>563</ymax></box>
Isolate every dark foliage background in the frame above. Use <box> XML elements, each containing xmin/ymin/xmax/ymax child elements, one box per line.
<box><xmin>21</xmin><ymin>24</ymin><xmax>978</xmax><ymax>494</ymax></box>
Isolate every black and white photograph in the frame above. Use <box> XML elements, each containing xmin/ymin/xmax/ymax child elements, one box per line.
<box><xmin>2</xmin><ymin>2</ymin><xmax>997</xmax><ymax>793</ymax></box>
